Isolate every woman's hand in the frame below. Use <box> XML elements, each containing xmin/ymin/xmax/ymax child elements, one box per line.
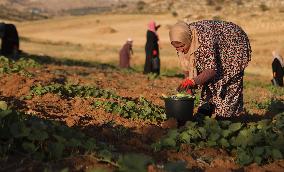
<box><xmin>177</xmin><ymin>78</ymin><xmax>196</xmax><ymax>94</ymax></box>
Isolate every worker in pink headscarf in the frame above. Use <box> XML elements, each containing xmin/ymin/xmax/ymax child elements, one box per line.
<box><xmin>144</xmin><ymin>21</ymin><xmax>161</xmax><ymax>75</ymax></box>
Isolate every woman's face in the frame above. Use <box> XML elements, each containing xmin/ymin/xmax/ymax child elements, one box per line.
<box><xmin>171</xmin><ymin>41</ymin><xmax>190</xmax><ymax>54</ymax></box>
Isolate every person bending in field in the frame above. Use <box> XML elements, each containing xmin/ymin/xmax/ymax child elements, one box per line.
<box><xmin>119</xmin><ymin>38</ymin><xmax>133</xmax><ymax>68</ymax></box>
<box><xmin>271</xmin><ymin>50</ymin><xmax>284</xmax><ymax>87</ymax></box>
<box><xmin>169</xmin><ymin>20</ymin><xmax>252</xmax><ymax>119</ymax></box>
<box><xmin>0</xmin><ymin>23</ymin><xmax>20</xmax><ymax>60</ymax></box>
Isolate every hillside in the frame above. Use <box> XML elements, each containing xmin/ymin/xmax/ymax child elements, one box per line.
<box><xmin>1</xmin><ymin>0</ymin><xmax>284</xmax><ymax>77</ymax></box>
<box><xmin>0</xmin><ymin>0</ymin><xmax>283</xmax><ymax>21</ymax></box>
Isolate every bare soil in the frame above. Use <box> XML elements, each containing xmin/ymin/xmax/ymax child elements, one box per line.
<box><xmin>0</xmin><ymin>60</ymin><xmax>283</xmax><ymax>172</ymax></box>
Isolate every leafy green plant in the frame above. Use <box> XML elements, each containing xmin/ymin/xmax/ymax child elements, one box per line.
<box><xmin>94</xmin><ymin>96</ymin><xmax>166</xmax><ymax>122</ymax></box>
<box><xmin>26</xmin><ymin>83</ymin><xmax>119</xmax><ymax>99</ymax></box>
<box><xmin>0</xmin><ymin>56</ymin><xmax>40</xmax><ymax>76</ymax></box>
<box><xmin>152</xmin><ymin>113</ymin><xmax>284</xmax><ymax>166</ymax></box>
<box><xmin>26</xmin><ymin>83</ymin><xmax>166</xmax><ymax>122</ymax></box>
<box><xmin>0</xmin><ymin>109</ymin><xmax>102</xmax><ymax>161</ymax></box>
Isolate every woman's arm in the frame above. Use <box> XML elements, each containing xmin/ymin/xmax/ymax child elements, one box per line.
<box><xmin>193</xmin><ymin>69</ymin><xmax>216</xmax><ymax>85</ymax></box>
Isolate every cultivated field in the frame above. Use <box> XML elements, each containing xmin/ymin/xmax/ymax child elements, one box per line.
<box><xmin>16</xmin><ymin>11</ymin><xmax>284</xmax><ymax>77</ymax></box>
<box><xmin>0</xmin><ymin>3</ymin><xmax>284</xmax><ymax>172</ymax></box>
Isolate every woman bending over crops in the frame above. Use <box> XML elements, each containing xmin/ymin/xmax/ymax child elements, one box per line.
<box><xmin>271</xmin><ymin>50</ymin><xmax>284</xmax><ymax>87</ymax></box>
<box><xmin>169</xmin><ymin>20</ymin><xmax>251</xmax><ymax>118</ymax></box>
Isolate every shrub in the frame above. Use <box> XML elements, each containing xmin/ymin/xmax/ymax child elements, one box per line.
<box><xmin>171</xmin><ymin>11</ymin><xmax>178</xmax><ymax>17</ymax></box>
<box><xmin>234</xmin><ymin>0</ymin><xmax>243</xmax><ymax>6</ymax></box>
<box><xmin>259</xmin><ymin>3</ymin><xmax>269</xmax><ymax>12</ymax></box>
<box><xmin>137</xmin><ymin>1</ymin><xmax>146</xmax><ymax>11</ymax></box>
<box><xmin>207</xmin><ymin>0</ymin><xmax>225</xmax><ymax>6</ymax></box>
<box><xmin>119</xmin><ymin>3</ymin><xmax>127</xmax><ymax>8</ymax></box>
<box><xmin>215</xmin><ymin>6</ymin><xmax>222</xmax><ymax>11</ymax></box>
<box><xmin>206</xmin><ymin>0</ymin><xmax>215</xmax><ymax>6</ymax></box>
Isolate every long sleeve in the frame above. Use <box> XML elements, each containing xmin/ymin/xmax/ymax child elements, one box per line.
<box><xmin>193</xmin><ymin>69</ymin><xmax>216</xmax><ymax>85</ymax></box>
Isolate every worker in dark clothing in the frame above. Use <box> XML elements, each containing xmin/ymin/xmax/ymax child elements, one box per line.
<box><xmin>0</xmin><ymin>23</ymin><xmax>20</xmax><ymax>60</ymax></box>
<box><xmin>144</xmin><ymin>21</ymin><xmax>160</xmax><ymax>75</ymax></box>
<box><xmin>271</xmin><ymin>51</ymin><xmax>284</xmax><ymax>87</ymax></box>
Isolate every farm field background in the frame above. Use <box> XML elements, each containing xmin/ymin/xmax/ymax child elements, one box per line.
<box><xmin>17</xmin><ymin>12</ymin><xmax>284</xmax><ymax>77</ymax></box>
<box><xmin>0</xmin><ymin>0</ymin><xmax>284</xmax><ymax>171</ymax></box>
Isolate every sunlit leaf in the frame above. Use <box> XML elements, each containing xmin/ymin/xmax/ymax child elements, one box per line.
<box><xmin>179</xmin><ymin>132</ymin><xmax>190</xmax><ymax>143</ymax></box>
<box><xmin>0</xmin><ymin>101</ymin><xmax>8</xmax><ymax>110</ymax></box>
<box><xmin>228</xmin><ymin>123</ymin><xmax>242</xmax><ymax>132</ymax></box>
<box><xmin>219</xmin><ymin>138</ymin><xmax>230</xmax><ymax>148</ymax></box>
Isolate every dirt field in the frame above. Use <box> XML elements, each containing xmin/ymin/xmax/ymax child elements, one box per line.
<box><xmin>0</xmin><ymin>2</ymin><xmax>284</xmax><ymax>172</ymax></box>
<box><xmin>0</xmin><ymin>54</ymin><xmax>283</xmax><ymax>171</ymax></box>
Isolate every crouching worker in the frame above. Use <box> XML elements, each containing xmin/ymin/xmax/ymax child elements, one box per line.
<box><xmin>169</xmin><ymin>20</ymin><xmax>252</xmax><ymax>119</ymax></box>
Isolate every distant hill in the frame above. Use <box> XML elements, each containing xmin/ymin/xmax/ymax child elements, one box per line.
<box><xmin>0</xmin><ymin>0</ymin><xmax>283</xmax><ymax>21</ymax></box>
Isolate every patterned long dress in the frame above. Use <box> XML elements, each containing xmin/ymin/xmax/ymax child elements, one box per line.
<box><xmin>189</xmin><ymin>20</ymin><xmax>251</xmax><ymax>117</ymax></box>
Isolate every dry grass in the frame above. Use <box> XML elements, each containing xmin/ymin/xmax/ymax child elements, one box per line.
<box><xmin>14</xmin><ymin>11</ymin><xmax>284</xmax><ymax>77</ymax></box>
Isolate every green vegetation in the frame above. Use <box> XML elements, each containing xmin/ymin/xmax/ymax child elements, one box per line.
<box><xmin>0</xmin><ymin>107</ymin><xmax>188</xmax><ymax>171</ymax></box>
<box><xmin>0</xmin><ymin>56</ymin><xmax>40</xmax><ymax>76</ymax></box>
<box><xmin>26</xmin><ymin>83</ymin><xmax>119</xmax><ymax>99</ymax></box>
<box><xmin>0</xmin><ymin>102</ymin><xmax>190</xmax><ymax>171</ymax></box>
<box><xmin>152</xmin><ymin>113</ymin><xmax>284</xmax><ymax>166</ymax></box>
<box><xmin>94</xmin><ymin>96</ymin><xmax>166</xmax><ymax>122</ymax></box>
<box><xmin>0</xmin><ymin>55</ymin><xmax>283</xmax><ymax>170</ymax></box>
<box><xmin>26</xmin><ymin>83</ymin><xmax>166</xmax><ymax>122</ymax></box>
<box><xmin>0</xmin><ymin>108</ymin><xmax>98</xmax><ymax>161</ymax></box>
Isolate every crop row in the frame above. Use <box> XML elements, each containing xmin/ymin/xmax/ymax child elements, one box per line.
<box><xmin>152</xmin><ymin>113</ymin><xmax>284</xmax><ymax>165</ymax></box>
<box><xmin>94</xmin><ymin>97</ymin><xmax>166</xmax><ymax>121</ymax></box>
<box><xmin>26</xmin><ymin>83</ymin><xmax>166</xmax><ymax>122</ymax></box>
<box><xmin>0</xmin><ymin>104</ymin><xmax>189</xmax><ymax>171</ymax></box>
<box><xmin>0</xmin><ymin>56</ymin><xmax>39</xmax><ymax>76</ymax></box>
<box><xmin>0</xmin><ymin>108</ymin><xmax>98</xmax><ymax>161</ymax></box>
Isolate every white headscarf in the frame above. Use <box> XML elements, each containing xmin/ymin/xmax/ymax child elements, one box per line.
<box><xmin>272</xmin><ymin>50</ymin><xmax>284</xmax><ymax>67</ymax></box>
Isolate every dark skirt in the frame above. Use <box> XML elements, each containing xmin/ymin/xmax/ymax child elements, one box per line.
<box><xmin>144</xmin><ymin>30</ymin><xmax>160</xmax><ymax>75</ymax></box>
<box><xmin>1</xmin><ymin>24</ymin><xmax>19</xmax><ymax>55</ymax></box>
<box><xmin>272</xmin><ymin>58</ymin><xmax>284</xmax><ymax>86</ymax></box>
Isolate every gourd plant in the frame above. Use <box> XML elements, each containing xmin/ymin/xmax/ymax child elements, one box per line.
<box><xmin>152</xmin><ymin>113</ymin><xmax>284</xmax><ymax>166</ymax></box>
<box><xmin>25</xmin><ymin>83</ymin><xmax>166</xmax><ymax>122</ymax></box>
<box><xmin>0</xmin><ymin>56</ymin><xmax>40</xmax><ymax>76</ymax></box>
